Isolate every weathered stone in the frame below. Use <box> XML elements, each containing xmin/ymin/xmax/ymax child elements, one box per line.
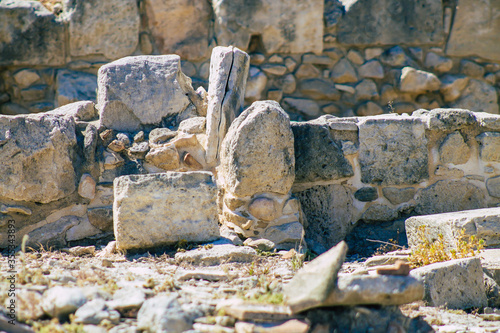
<box><xmin>0</xmin><ymin>1</ymin><xmax>66</xmax><ymax>66</ymax></box>
<box><xmin>303</xmin><ymin>54</ymin><xmax>335</xmax><ymax>66</ymax></box>
<box><xmin>354</xmin><ymin>187</ymin><xmax>378</xmax><ymax>202</ymax></box>
<box><xmin>382</xmin><ymin>187</ymin><xmax>416</xmax><ymax>205</ymax></box>
<box><xmin>278</xmin><ymin>74</ymin><xmax>296</xmax><ymax>94</ymax></box>
<box><xmin>284</xmin><ymin>241</ymin><xmax>348</xmax><ymax>313</ymax></box>
<box><xmin>219</xmin><ymin>101</ymin><xmax>294</xmax><ymax>197</ymax></box>
<box><xmin>219</xmin><ymin>299</ymin><xmax>292</xmax><ymax>322</ymax></box>
<box><xmin>425</xmin><ymin>52</ymin><xmax>453</xmax><ymax>72</ymax></box>
<box><xmin>178</xmin><ymin>117</ymin><xmax>206</xmax><ymax>135</ymax></box>
<box><xmin>330</xmin><ymin>59</ymin><xmax>358</xmax><ymax>83</ymax></box>
<box><xmin>205</xmin><ymin>46</ymin><xmax>250</xmax><ymax>166</ymax></box>
<box><xmin>451</xmin><ymin>79</ymin><xmax>499</xmax><ymax>114</ymax></box>
<box><xmin>484</xmin><ymin>274</ymin><xmax>500</xmax><ymax>308</ymax></box>
<box><xmin>98</xmin><ymin>55</ymin><xmax>195</xmax><ymax>131</ymax></box>
<box><xmin>380</xmin><ymin>46</ymin><xmax>410</xmax><ymax>67</ymax></box>
<box><xmin>477</xmin><ymin>132</ymin><xmax>500</xmax><ymax>162</ymax></box>
<box><xmin>439</xmin><ymin>132</ymin><xmax>471</xmax><ymax>165</ymax></box>
<box><xmin>406</xmin><ymin>207</ymin><xmax>500</xmax><ymax>249</ymax></box>
<box><xmin>414</xmin><ymin>180</ymin><xmax>485</xmax><ymax>216</ymax></box>
<box><xmin>410</xmin><ymin>257</ymin><xmax>487</xmax><ymax>309</ymax></box>
<box><xmin>212</xmin><ymin>0</ymin><xmax>324</xmax><ymax>54</ymax></box>
<box><xmin>446</xmin><ymin>0</ymin><xmax>500</xmax><ymax>61</ymax></box>
<box><xmin>439</xmin><ymin>75</ymin><xmax>469</xmax><ymax>102</ymax></box>
<box><xmin>346</xmin><ymin>50</ymin><xmax>364</xmax><ymax>65</ymax></box>
<box><xmin>461</xmin><ymin>60</ymin><xmax>485</xmax><ymax>78</ymax></box>
<box><xmin>139</xmin><ymin>33</ymin><xmax>153</xmax><ymax>55</ymax></box>
<box><xmin>13</xmin><ymin>69</ymin><xmax>40</xmax><ymax>88</ymax></box>
<box><xmin>299</xmin><ymin>79</ymin><xmax>340</xmax><ymax>101</ymax></box>
<box><xmin>103</xmin><ymin>149</ymin><xmax>124</xmax><ymax>169</ymax></box>
<box><xmin>0</xmin><ymin>113</ymin><xmax>76</xmax><ymax>203</ymax></box>
<box><xmin>149</xmin><ymin>128</ymin><xmax>177</xmax><ymax>146</ymax></box>
<box><xmin>175</xmin><ymin>243</ymin><xmax>257</xmax><ymax>266</ymax></box>
<box><xmin>55</xmin><ymin>70</ymin><xmax>97</xmax><ymax>107</ymax></box>
<box><xmin>481</xmin><ymin>249</ymin><xmax>500</xmax><ymax>287</ymax></box>
<box><xmin>358</xmin><ymin>115</ymin><xmax>428</xmax><ymax>185</ymax></box>
<box><xmin>176</xmin><ymin>269</ymin><xmax>230</xmax><ymax>282</ymax></box>
<box><xmin>261</xmin><ymin>64</ymin><xmax>287</xmax><ymax>76</ymax></box>
<box><xmin>295</xmin><ymin>64</ymin><xmax>321</xmax><ymax>79</ymax></box>
<box><xmin>282</xmin><ymin>98</ymin><xmax>320</xmax><ymax>119</ymax></box>
<box><xmin>114</xmin><ymin>172</ymin><xmax>219</xmax><ymax>251</ymax></box>
<box><xmin>137</xmin><ymin>296</ymin><xmax>193</xmax><ymax>333</ymax></box>
<box><xmin>415</xmin><ymin>108</ymin><xmax>477</xmax><ymax>131</ymax></box>
<box><xmin>145</xmin><ymin>0</ymin><xmax>211</xmax><ymax>61</ymax></box>
<box><xmin>487</xmin><ymin>176</ymin><xmax>500</xmax><ymax>198</ymax></box>
<box><xmin>235</xmin><ymin>320</ymin><xmax>309</xmax><ymax>333</ymax></box>
<box><xmin>365</xmin><ymin>48</ymin><xmax>384</xmax><ymax>60</ymax></box>
<box><xmin>358</xmin><ymin>60</ymin><xmax>384</xmax><ymax>79</ymax></box>
<box><xmin>244</xmin><ymin>67</ymin><xmax>267</xmax><ymax>103</ymax></box>
<box><xmin>248</xmin><ymin>197</ymin><xmax>278</xmax><ymax>222</ymax></box>
<box><xmin>243</xmin><ymin>238</ymin><xmax>275</xmax><ymax>252</ymax></box>
<box><xmin>107</xmin><ymin>288</ymin><xmax>145</xmax><ymax>314</ymax></box>
<box><xmin>73</xmin><ymin>299</ymin><xmax>119</xmax><ymax>325</ymax></box>
<box><xmin>144</xmin><ymin>145</ymin><xmax>180</xmax><ymax>171</ymax></box>
<box><xmin>64</xmin><ymin>0</ymin><xmax>139</xmax><ymax>59</ymax></box>
<box><xmin>361</xmin><ymin>204</ymin><xmax>398</xmax><ymax>222</ymax></box>
<box><xmin>356</xmin><ymin>101</ymin><xmax>383</xmax><ymax>116</ymax></box>
<box><xmin>399</xmin><ymin>67</ymin><xmax>440</xmax><ymax>94</ymax></box>
<box><xmin>88</xmin><ymin>207</ymin><xmax>113</xmax><ymax>232</ymax></box>
<box><xmin>337</xmin><ymin>0</ymin><xmax>443</xmax><ymax>46</ymax></box>
<box><xmin>15</xmin><ymin>290</ymin><xmax>44</xmax><ymax>322</ymax></box>
<box><xmin>20</xmin><ymin>85</ymin><xmax>46</xmax><ymax>101</ymax></box>
<box><xmin>78</xmin><ymin>174</ymin><xmax>96</xmax><ymax>200</ymax></box>
<box><xmin>46</xmin><ymin>101</ymin><xmax>97</xmax><ymax>123</ymax></box>
<box><xmin>42</xmin><ymin>287</ymin><xmax>87</xmax><ymax>319</ymax></box>
<box><xmin>294</xmin><ymin>184</ymin><xmax>354</xmax><ymax>253</ymax></box>
<box><xmin>355</xmin><ymin>79</ymin><xmax>378</xmax><ymax>101</ymax></box>
<box><xmin>364</xmin><ymin>254</ymin><xmax>409</xmax><ymax>267</ymax></box>
<box><xmin>260</xmin><ymin>221</ymin><xmax>304</xmax><ymax>250</ymax></box>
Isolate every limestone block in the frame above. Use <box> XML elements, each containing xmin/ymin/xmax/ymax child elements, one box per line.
<box><xmin>358</xmin><ymin>115</ymin><xmax>428</xmax><ymax>185</ymax></box>
<box><xmin>113</xmin><ymin>172</ymin><xmax>219</xmax><ymax>251</ymax></box>
<box><xmin>414</xmin><ymin>180</ymin><xmax>486</xmax><ymax>216</ymax></box>
<box><xmin>0</xmin><ymin>1</ymin><xmax>65</xmax><ymax>66</ymax></box>
<box><xmin>175</xmin><ymin>243</ymin><xmax>257</xmax><ymax>266</ymax></box>
<box><xmin>337</xmin><ymin>0</ymin><xmax>443</xmax><ymax>46</ymax></box>
<box><xmin>439</xmin><ymin>75</ymin><xmax>469</xmax><ymax>103</ymax></box>
<box><xmin>55</xmin><ymin>70</ymin><xmax>97</xmax><ymax>107</ymax></box>
<box><xmin>219</xmin><ymin>101</ymin><xmax>294</xmax><ymax>198</ymax></box>
<box><xmin>47</xmin><ymin>101</ymin><xmax>97</xmax><ymax>122</ymax></box>
<box><xmin>98</xmin><ymin>55</ymin><xmax>195</xmax><ymax>131</ymax></box>
<box><xmin>205</xmin><ymin>46</ymin><xmax>250</xmax><ymax>166</ymax></box>
<box><xmin>399</xmin><ymin>67</ymin><xmax>440</xmax><ymax>94</ymax></box>
<box><xmin>0</xmin><ymin>113</ymin><xmax>76</xmax><ymax>203</ymax></box>
<box><xmin>380</xmin><ymin>46</ymin><xmax>410</xmax><ymax>67</ymax></box>
<box><xmin>64</xmin><ymin>0</ymin><xmax>139</xmax><ymax>59</ymax></box>
<box><xmin>212</xmin><ymin>0</ymin><xmax>323</xmax><ymax>54</ymax></box>
<box><xmin>406</xmin><ymin>207</ymin><xmax>500</xmax><ymax>250</ymax></box>
<box><xmin>451</xmin><ymin>79</ymin><xmax>499</xmax><ymax>115</ymax></box>
<box><xmin>439</xmin><ymin>132</ymin><xmax>470</xmax><ymax>165</ymax></box>
<box><xmin>410</xmin><ymin>258</ymin><xmax>487</xmax><ymax>309</ymax></box>
<box><xmin>446</xmin><ymin>0</ymin><xmax>500</xmax><ymax>61</ymax></box>
<box><xmin>145</xmin><ymin>0</ymin><xmax>211</xmax><ymax>61</ymax></box>
<box><xmin>415</xmin><ymin>108</ymin><xmax>477</xmax><ymax>131</ymax></box>
<box><xmin>477</xmin><ymin>132</ymin><xmax>500</xmax><ymax>162</ymax></box>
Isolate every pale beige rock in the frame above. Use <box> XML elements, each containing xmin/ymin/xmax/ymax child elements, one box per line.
<box><xmin>439</xmin><ymin>132</ymin><xmax>470</xmax><ymax>165</ymax></box>
<box><xmin>114</xmin><ymin>172</ymin><xmax>219</xmax><ymax>251</ymax></box>
<box><xmin>451</xmin><ymin>79</ymin><xmax>499</xmax><ymax>114</ymax></box>
<box><xmin>144</xmin><ymin>145</ymin><xmax>180</xmax><ymax>171</ymax></box>
<box><xmin>477</xmin><ymin>132</ymin><xmax>500</xmax><ymax>162</ymax></box>
<box><xmin>103</xmin><ymin>149</ymin><xmax>124</xmax><ymax>169</ymax></box>
<box><xmin>330</xmin><ymin>58</ymin><xmax>358</xmax><ymax>83</ymax></box>
<box><xmin>248</xmin><ymin>197</ymin><xmax>278</xmax><ymax>222</ymax></box>
<box><xmin>358</xmin><ymin>60</ymin><xmax>384</xmax><ymax>79</ymax></box>
<box><xmin>425</xmin><ymin>52</ymin><xmax>453</xmax><ymax>72</ymax></box>
<box><xmin>175</xmin><ymin>243</ymin><xmax>257</xmax><ymax>266</ymax></box>
<box><xmin>144</xmin><ymin>0</ymin><xmax>211</xmax><ymax>61</ymax></box>
<box><xmin>356</xmin><ymin>101</ymin><xmax>383</xmax><ymax>116</ymax></box>
<box><xmin>78</xmin><ymin>174</ymin><xmax>96</xmax><ymax>199</ymax></box>
<box><xmin>439</xmin><ymin>75</ymin><xmax>469</xmax><ymax>102</ymax></box>
<box><xmin>13</xmin><ymin>69</ymin><xmax>40</xmax><ymax>88</ymax></box>
<box><xmin>15</xmin><ymin>290</ymin><xmax>44</xmax><ymax>322</ymax></box>
<box><xmin>400</xmin><ymin>67</ymin><xmax>440</xmax><ymax>93</ymax></box>
<box><xmin>295</xmin><ymin>64</ymin><xmax>321</xmax><ymax>79</ymax></box>
<box><xmin>245</xmin><ymin>67</ymin><xmax>268</xmax><ymax>103</ymax></box>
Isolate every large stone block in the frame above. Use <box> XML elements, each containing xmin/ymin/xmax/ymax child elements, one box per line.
<box><xmin>97</xmin><ymin>55</ymin><xmax>195</xmax><ymax>131</ymax></box>
<box><xmin>337</xmin><ymin>0</ymin><xmax>444</xmax><ymax>46</ymax></box>
<box><xmin>446</xmin><ymin>0</ymin><xmax>500</xmax><ymax>61</ymax></box>
<box><xmin>406</xmin><ymin>207</ymin><xmax>500</xmax><ymax>249</ymax></box>
<box><xmin>144</xmin><ymin>0</ymin><xmax>211</xmax><ymax>61</ymax></box>
<box><xmin>212</xmin><ymin>0</ymin><xmax>323</xmax><ymax>54</ymax></box>
<box><xmin>0</xmin><ymin>1</ymin><xmax>65</xmax><ymax>66</ymax></box>
<box><xmin>414</xmin><ymin>180</ymin><xmax>486</xmax><ymax>215</ymax></box>
<box><xmin>0</xmin><ymin>113</ymin><xmax>77</xmax><ymax>203</ymax></box>
<box><xmin>219</xmin><ymin>101</ymin><xmax>294</xmax><ymax>198</ymax></box>
<box><xmin>64</xmin><ymin>0</ymin><xmax>139</xmax><ymax>59</ymax></box>
<box><xmin>410</xmin><ymin>258</ymin><xmax>487</xmax><ymax>309</ymax></box>
<box><xmin>114</xmin><ymin>172</ymin><xmax>219</xmax><ymax>251</ymax></box>
<box><xmin>358</xmin><ymin>115</ymin><xmax>428</xmax><ymax>185</ymax></box>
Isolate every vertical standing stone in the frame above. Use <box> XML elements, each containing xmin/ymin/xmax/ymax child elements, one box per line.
<box><xmin>205</xmin><ymin>46</ymin><xmax>250</xmax><ymax>166</ymax></box>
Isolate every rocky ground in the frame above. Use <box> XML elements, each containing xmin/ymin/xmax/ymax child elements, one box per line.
<box><xmin>1</xmin><ymin>239</ymin><xmax>499</xmax><ymax>333</ymax></box>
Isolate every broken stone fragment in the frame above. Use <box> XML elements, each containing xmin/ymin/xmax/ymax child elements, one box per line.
<box><xmin>78</xmin><ymin>173</ymin><xmax>96</xmax><ymax>200</ymax></box>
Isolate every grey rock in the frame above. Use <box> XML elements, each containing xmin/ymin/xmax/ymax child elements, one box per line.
<box><xmin>0</xmin><ymin>113</ymin><xmax>76</xmax><ymax>203</ymax></box>
<box><xmin>114</xmin><ymin>172</ymin><xmax>219</xmax><ymax>251</ymax></box>
<box><xmin>425</xmin><ymin>52</ymin><xmax>453</xmax><ymax>72</ymax></box>
<box><xmin>358</xmin><ymin>60</ymin><xmax>384</xmax><ymax>79</ymax></box>
<box><xmin>337</xmin><ymin>0</ymin><xmax>443</xmax><ymax>46</ymax></box>
<box><xmin>291</xmin><ymin>121</ymin><xmax>353</xmax><ymax>183</ymax></box>
<box><xmin>356</xmin><ymin>101</ymin><xmax>383</xmax><ymax>116</ymax></box>
<box><xmin>477</xmin><ymin>132</ymin><xmax>500</xmax><ymax>162</ymax></box>
<box><xmin>354</xmin><ymin>187</ymin><xmax>378</xmax><ymax>202</ymax></box>
<box><xmin>64</xmin><ymin>0</ymin><xmax>139</xmax><ymax>59</ymax></box>
<box><xmin>20</xmin><ymin>85</ymin><xmax>46</xmax><ymax>101</ymax></box>
<box><xmin>487</xmin><ymin>175</ymin><xmax>500</xmax><ymax>198</ymax></box>
<box><xmin>107</xmin><ymin>288</ymin><xmax>145</xmax><ymax>313</ymax></box>
<box><xmin>361</xmin><ymin>204</ymin><xmax>398</xmax><ymax>222</ymax></box>
<box><xmin>175</xmin><ymin>269</ymin><xmax>230</xmax><ymax>282</ymax></box>
<box><xmin>294</xmin><ymin>184</ymin><xmax>354</xmax><ymax>252</ymax></box>
<box><xmin>364</xmin><ymin>255</ymin><xmax>409</xmax><ymax>267</ymax></box>
<box><xmin>0</xmin><ymin>102</ymin><xmax>30</xmax><ymax>115</ymax></box>
<box><xmin>451</xmin><ymin>79</ymin><xmax>498</xmax><ymax>114</ymax></box>
<box><xmin>406</xmin><ymin>207</ymin><xmax>500</xmax><ymax>249</ymax></box>
<box><xmin>0</xmin><ymin>1</ymin><xmax>65</xmax><ymax>66</ymax></box>
<box><xmin>299</xmin><ymin>79</ymin><xmax>341</xmax><ymax>100</ymax></box>
<box><xmin>88</xmin><ymin>207</ymin><xmax>113</xmax><ymax>231</ymax></box>
<box><xmin>415</xmin><ymin>108</ymin><xmax>477</xmax><ymax>131</ymax></box>
<box><xmin>461</xmin><ymin>60</ymin><xmax>485</xmax><ymax>78</ymax></box>
<box><xmin>278</xmin><ymin>74</ymin><xmax>296</xmax><ymax>94</ymax></box>
<box><xmin>382</xmin><ymin>187</ymin><xmax>416</xmax><ymax>205</ymax></box>
<box><xmin>15</xmin><ymin>290</ymin><xmax>44</xmax><ymax>322</ymax></box>
<box><xmin>330</xmin><ymin>58</ymin><xmax>358</xmax><ymax>83</ymax></box>
<box><xmin>205</xmin><ymin>46</ymin><xmax>250</xmax><ymax>166</ymax></box>
<box><xmin>303</xmin><ymin>54</ymin><xmax>336</xmax><ymax>66</ymax></box>
<box><xmin>281</xmin><ymin>98</ymin><xmax>320</xmax><ymax>119</ymax></box>
<box><xmin>219</xmin><ymin>101</ymin><xmax>294</xmax><ymax>197</ymax></box>
<box><xmin>261</xmin><ymin>64</ymin><xmax>287</xmax><ymax>76</ymax></box>
<box><xmin>137</xmin><ymin>296</ymin><xmax>193</xmax><ymax>333</ymax></box>
<box><xmin>380</xmin><ymin>46</ymin><xmax>410</xmax><ymax>67</ymax></box>
<box><xmin>55</xmin><ymin>70</ymin><xmax>97</xmax><ymax>107</ymax></box>
<box><xmin>481</xmin><ymin>249</ymin><xmax>500</xmax><ymax>287</ymax></box>
<box><xmin>355</xmin><ymin>79</ymin><xmax>378</xmax><ymax>101</ymax></box>
<box><xmin>284</xmin><ymin>241</ymin><xmax>348</xmax><ymax>313</ymax></box>
<box><xmin>358</xmin><ymin>115</ymin><xmax>428</xmax><ymax>185</ymax></box>
<box><xmin>410</xmin><ymin>257</ymin><xmax>487</xmax><ymax>309</ymax></box>
<box><xmin>484</xmin><ymin>274</ymin><xmax>500</xmax><ymax>308</ymax></box>
<box><xmin>439</xmin><ymin>75</ymin><xmax>469</xmax><ymax>103</ymax></box>
<box><xmin>175</xmin><ymin>244</ymin><xmax>257</xmax><ymax>266</ymax></box>
<box><xmin>244</xmin><ymin>67</ymin><xmax>267</xmax><ymax>103</ymax></box>
<box><xmin>414</xmin><ymin>180</ymin><xmax>486</xmax><ymax>215</ymax></box>
<box><xmin>98</xmin><ymin>55</ymin><xmax>195</xmax><ymax>131</ymax></box>
<box><xmin>178</xmin><ymin>117</ymin><xmax>206</xmax><ymax>135</ymax></box>
<box><xmin>399</xmin><ymin>67</ymin><xmax>440</xmax><ymax>94</ymax></box>
<box><xmin>74</xmin><ymin>299</ymin><xmax>119</xmax><ymax>325</ymax></box>
<box><xmin>439</xmin><ymin>132</ymin><xmax>471</xmax><ymax>165</ymax></box>
<box><xmin>260</xmin><ymin>222</ymin><xmax>305</xmax><ymax>250</ymax></box>
<box><xmin>42</xmin><ymin>286</ymin><xmax>87</xmax><ymax>319</ymax></box>
<box><xmin>47</xmin><ymin>101</ymin><xmax>97</xmax><ymax>122</ymax></box>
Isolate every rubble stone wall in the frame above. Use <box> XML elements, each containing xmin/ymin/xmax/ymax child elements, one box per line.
<box><xmin>1</xmin><ymin>0</ymin><xmax>500</xmax><ymax>120</ymax></box>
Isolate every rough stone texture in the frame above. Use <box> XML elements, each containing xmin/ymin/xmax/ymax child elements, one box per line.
<box><xmin>113</xmin><ymin>172</ymin><xmax>219</xmax><ymax>251</ymax></box>
<box><xmin>330</xmin><ymin>59</ymin><xmax>358</xmax><ymax>83</ymax></box>
<box><xmin>0</xmin><ymin>1</ymin><xmax>66</xmax><ymax>66</ymax></box>
<box><xmin>439</xmin><ymin>132</ymin><xmax>471</xmax><ymax>165</ymax></box>
<box><xmin>358</xmin><ymin>60</ymin><xmax>384</xmax><ymax>79</ymax></box>
<box><xmin>145</xmin><ymin>0</ymin><xmax>211</xmax><ymax>61</ymax></box>
<box><xmin>78</xmin><ymin>174</ymin><xmax>96</xmax><ymax>200</ymax></box>
<box><xmin>42</xmin><ymin>287</ymin><xmax>87</xmax><ymax>319</ymax></box>
<box><xmin>55</xmin><ymin>70</ymin><xmax>97</xmax><ymax>107</ymax></box>
<box><xmin>47</xmin><ymin>101</ymin><xmax>97</xmax><ymax>122</ymax></box>
<box><xmin>356</xmin><ymin>101</ymin><xmax>383</xmax><ymax>116</ymax></box>
<box><xmin>175</xmin><ymin>243</ymin><xmax>257</xmax><ymax>266</ymax></box>
<box><xmin>486</xmin><ymin>175</ymin><xmax>500</xmax><ymax>198</ymax></box>
<box><xmin>137</xmin><ymin>296</ymin><xmax>192</xmax><ymax>333</ymax></box>
<box><xmin>451</xmin><ymin>79</ymin><xmax>499</xmax><ymax>115</ymax></box>
<box><xmin>382</xmin><ymin>187</ymin><xmax>416</xmax><ymax>205</ymax></box>
<box><xmin>97</xmin><ymin>55</ymin><xmax>195</xmax><ymax>131</ymax></box>
<box><xmin>291</xmin><ymin>121</ymin><xmax>354</xmax><ymax>184</ymax></box>
<box><xmin>284</xmin><ymin>241</ymin><xmax>348</xmax><ymax>313</ymax></box>
<box><xmin>446</xmin><ymin>0</ymin><xmax>500</xmax><ymax>61</ymax></box>
<box><xmin>205</xmin><ymin>46</ymin><xmax>250</xmax><ymax>166</ymax></box>
<box><xmin>294</xmin><ymin>184</ymin><xmax>354</xmax><ymax>254</ymax></box>
<box><xmin>282</xmin><ymin>98</ymin><xmax>321</xmax><ymax>119</ymax></box>
<box><xmin>299</xmin><ymin>79</ymin><xmax>341</xmax><ymax>101</ymax></box>
<box><xmin>406</xmin><ymin>207</ymin><xmax>500</xmax><ymax>249</ymax></box>
<box><xmin>64</xmin><ymin>0</ymin><xmax>139</xmax><ymax>59</ymax></box>
<box><xmin>358</xmin><ymin>115</ymin><xmax>428</xmax><ymax>185</ymax></box>
<box><xmin>481</xmin><ymin>249</ymin><xmax>500</xmax><ymax>287</ymax></box>
<box><xmin>399</xmin><ymin>67</ymin><xmax>440</xmax><ymax>94</ymax></box>
<box><xmin>15</xmin><ymin>290</ymin><xmax>44</xmax><ymax>322</ymax></box>
<box><xmin>0</xmin><ymin>113</ymin><xmax>76</xmax><ymax>203</ymax></box>
<box><xmin>477</xmin><ymin>132</ymin><xmax>500</xmax><ymax>162</ymax></box>
<box><xmin>219</xmin><ymin>101</ymin><xmax>294</xmax><ymax>197</ymax></box>
<box><xmin>337</xmin><ymin>0</ymin><xmax>444</xmax><ymax>46</ymax></box>
<box><xmin>415</xmin><ymin>108</ymin><xmax>477</xmax><ymax>131</ymax></box>
<box><xmin>245</xmin><ymin>67</ymin><xmax>268</xmax><ymax>103</ymax></box>
<box><xmin>361</xmin><ymin>204</ymin><xmax>398</xmax><ymax>222</ymax></box>
<box><xmin>410</xmin><ymin>258</ymin><xmax>487</xmax><ymax>309</ymax></box>
<box><xmin>414</xmin><ymin>180</ymin><xmax>486</xmax><ymax>215</ymax></box>
<box><xmin>354</xmin><ymin>187</ymin><xmax>378</xmax><ymax>202</ymax></box>
<box><xmin>439</xmin><ymin>75</ymin><xmax>469</xmax><ymax>103</ymax></box>
<box><xmin>212</xmin><ymin>0</ymin><xmax>324</xmax><ymax>54</ymax></box>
